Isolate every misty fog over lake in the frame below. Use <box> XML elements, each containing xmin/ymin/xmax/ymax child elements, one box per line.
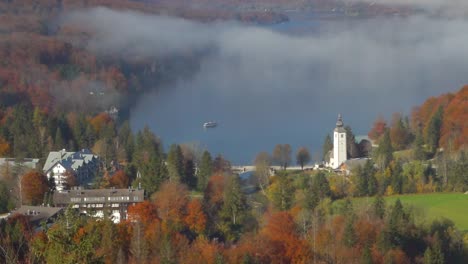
<box><xmin>116</xmin><ymin>12</ymin><xmax>468</xmax><ymax>164</ymax></box>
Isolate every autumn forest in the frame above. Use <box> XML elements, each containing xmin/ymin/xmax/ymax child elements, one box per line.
<box><xmin>0</xmin><ymin>0</ymin><xmax>467</xmax><ymax>264</ymax></box>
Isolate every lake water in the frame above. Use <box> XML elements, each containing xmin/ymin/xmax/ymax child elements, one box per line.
<box><xmin>130</xmin><ymin>14</ymin><xmax>467</xmax><ymax>164</ymax></box>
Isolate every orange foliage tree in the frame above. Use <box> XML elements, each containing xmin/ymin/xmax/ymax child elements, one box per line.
<box><xmin>204</xmin><ymin>174</ymin><xmax>225</xmax><ymax>212</ymax></box>
<box><xmin>389</xmin><ymin>112</ymin><xmax>410</xmax><ymax>150</ymax></box>
<box><xmin>89</xmin><ymin>112</ymin><xmax>113</xmax><ymax>136</ymax></box>
<box><xmin>184</xmin><ymin>199</ymin><xmax>207</xmax><ymax>235</ymax></box>
<box><xmin>21</xmin><ymin>171</ymin><xmax>49</xmax><ymax>205</ymax></box>
<box><xmin>261</xmin><ymin>211</ymin><xmax>311</xmax><ymax>263</ymax></box>
<box><xmin>152</xmin><ymin>181</ymin><xmax>189</xmax><ymax>233</ymax></box>
<box><xmin>0</xmin><ymin>136</ymin><xmax>10</xmax><ymax>156</ymax></box>
<box><xmin>110</xmin><ymin>170</ymin><xmax>130</xmax><ymax>188</ymax></box>
<box><xmin>440</xmin><ymin>85</ymin><xmax>468</xmax><ymax>151</ymax></box>
<box><xmin>368</xmin><ymin>116</ymin><xmax>387</xmax><ymax>141</ymax></box>
<box><xmin>127</xmin><ymin>200</ymin><xmax>159</xmax><ymax>225</ymax></box>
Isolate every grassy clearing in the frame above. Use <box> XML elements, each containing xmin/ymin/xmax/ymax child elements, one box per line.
<box><xmin>336</xmin><ymin>193</ymin><xmax>468</xmax><ymax>231</ymax></box>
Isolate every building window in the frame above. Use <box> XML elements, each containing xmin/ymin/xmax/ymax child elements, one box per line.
<box><xmin>341</xmin><ymin>134</ymin><xmax>344</xmax><ymax>138</ymax></box>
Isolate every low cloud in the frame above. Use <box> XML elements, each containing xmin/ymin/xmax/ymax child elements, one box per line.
<box><xmin>62</xmin><ymin>7</ymin><xmax>468</xmax><ymax>161</ymax></box>
<box><xmin>351</xmin><ymin>0</ymin><xmax>468</xmax><ymax>16</ymax></box>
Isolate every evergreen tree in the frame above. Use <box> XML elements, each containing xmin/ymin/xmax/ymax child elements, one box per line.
<box><xmin>0</xmin><ymin>181</ymin><xmax>13</xmax><ymax>213</ymax></box>
<box><xmin>373</xmin><ymin>195</ymin><xmax>386</xmax><ymax>219</ymax></box>
<box><xmin>167</xmin><ymin>144</ymin><xmax>184</xmax><ymax>182</ymax></box>
<box><xmin>355</xmin><ymin>165</ymin><xmax>368</xmax><ymax>196</ymax></box>
<box><xmin>430</xmin><ymin>233</ymin><xmax>445</xmax><ymax>264</ymax></box>
<box><xmin>305</xmin><ymin>172</ymin><xmax>330</xmax><ymax>210</ymax></box>
<box><xmin>138</xmin><ymin>154</ymin><xmax>168</xmax><ymax>197</ymax></box>
<box><xmin>312</xmin><ymin>172</ymin><xmax>331</xmax><ymax>199</ymax></box>
<box><xmin>183</xmin><ymin>158</ymin><xmax>196</xmax><ymax>189</ymax></box>
<box><xmin>72</xmin><ymin>114</ymin><xmax>87</xmax><ymax>149</ymax></box>
<box><xmin>118</xmin><ymin>121</ymin><xmax>134</xmax><ymax>163</ymax></box>
<box><xmin>197</xmin><ymin>151</ymin><xmax>213</xmax><ymax>191</ymax></box>
<box><xmin>365</xmin><ymin>160</ymin><xmax>378</xmax><ymax>196</ymax></box>
<box><xmin>386</xmin><ymin>199</ymin><xmax>406</xmax><ymax>248</ymax></box>
<box><xmin>375</xmin><ymin>129</ymin><xmax>393</xmax><ymax>170</ymax></box>
<box><xmin>322</xmin><ymin>134</ymin><xmax>333</xmax><ymax>161</ymax></box>
<box><xmin>413</xmin><ymin>131</ymin><xmax>426</xmax><ymax>160</ymax></box>
<box><xmin>342</xmin><ymin>215</ymin><xmax>357</xmax><ymax>247</ymax></box>
<box><xmin>221</xmin><ymin>174</ymin><xmax>246</xmax><ymax>226</ymax></box>
<box><xmin>425</xmin><ymin>107</ymin><xmax>443</xmax><ymax>155</ymax></box>
<box><xmin>361</xmin><ymin>244</ymin><xmax>373</xmax><ymax>264</ymax></box>
<box><xmin>345</xmin><ymin>126</ymin><xmax>360</xmax><ymax>159</ymax></box>
<box><xmin>270</xmin><ymin>173</ymin><xmax>294</xmax><ymax>211</ymax></box>
<box><xmin>84</xmin><ymin>123</ymin><xmax>96</xmax><ymax>148</ymax></box>
<box><xmin>391</xmin><ymin>162</ymin><xmax>404</xmax><ymax>194</ymax></box>
<box><xmin>424</xmin><ymin>247</ymin><xmax>434</xmax><ymax>264</ymax></box>
<box><xmin>54</xmin><ymin>127</ymin><xmax>65</xmax><ymax>150</ymax></box>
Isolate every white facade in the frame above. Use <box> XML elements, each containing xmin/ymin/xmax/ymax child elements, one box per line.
<box><xmin>43</xmin><ymin>149</ymin><xmax>99</xmax><ymax>192</ymax></box>
<box><xmin>331</xmin><ymin>114</ymin><xmax>347</xmax><ymax>169</ymax></box>
<box><xmin>48</xmin><ymin>163</ymin><xmax>68</xmax><ymax>191</ymax></box>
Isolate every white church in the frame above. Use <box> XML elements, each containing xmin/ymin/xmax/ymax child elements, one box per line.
<box><xmin>329</xmin><ymin>114</ymin><xmax>347</xmax><ymax>169</ymax></box>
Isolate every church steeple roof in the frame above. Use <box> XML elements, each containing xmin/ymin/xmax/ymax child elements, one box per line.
<box><xmin>334</xmin><ymin>114</ymin><xmax>346</xmax><ymax>133</ymax></box>
<box><xmin>336</xmin><ymin>114</ymin><xmax>344</xmax><ymax>128</ymax></box>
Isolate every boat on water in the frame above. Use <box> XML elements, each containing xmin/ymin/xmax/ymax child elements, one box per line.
<box><xmin>203</xmin><ymin>121</ymin><xmax>217</xmax><ymax>128</ymax></box>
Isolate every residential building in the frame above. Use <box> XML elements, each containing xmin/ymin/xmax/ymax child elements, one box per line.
<box><xmin>53</xmin><ymin>187</ymin><xmax>144</xmax><ymax>223</ymax></box>
<box><xmin>43</xmin><ymin>149</ymin><xmax>99</xmax><ymax>192</ymax></box>
<box><xmin>10</xmin><ymin>205</ymin><xmax>63</xmax><ymax>228</ymax></box>
<box><xmin>0</xmin><ymin>158</ymin><xmax>40</xmax><ymax>171</ymax></box>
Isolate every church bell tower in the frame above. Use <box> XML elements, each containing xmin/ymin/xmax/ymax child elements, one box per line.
<box><xmin>333</xmin><ymin>114</ymin><xmax>347</xmax><ymax>169</ymax></box>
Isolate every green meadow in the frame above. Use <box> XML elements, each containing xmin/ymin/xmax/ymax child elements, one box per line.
<box><xmin>337</xmin><ymin>193</ymin><xmax>468</xmax><ymax>231</ymax></box>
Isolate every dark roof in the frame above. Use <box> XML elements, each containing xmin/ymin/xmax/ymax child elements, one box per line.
<box><xmin>12</xmin><ymin>206</ymin><xmax>63</xmax><ymax>224</ymax></box>
<box><xmin>336</xmin><ymin>114</ymin><xmax>344</xmax><ymax>128</ymax></box>
<box><xmin>334</xmin><ymin>114</ymin><xmax>346</xmax><ymax>133</ymax></box>
<box><xmin>53</xmin><ymin>188</ymin><xmax>144</xmax><ymax>205</ymax></box>
<box><xmin>43</xmin><ymin>149</ymin><xmax>98</xmax><ymax>173</ymax></box>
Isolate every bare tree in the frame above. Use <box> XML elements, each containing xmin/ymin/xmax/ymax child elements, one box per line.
<box><xmin>254</xmin><ymin>152</ymin><xmax>271</xmax><ymax>195</ymax></box>
<box><xmin>273</xmin><ymin>144</ymin><xmax>292</xmax><ymax>170</ymax></box>
<box><xmin>296</xmin><ymin>147</ymin><xmax>311</xmax><ymax>170</ymax></box>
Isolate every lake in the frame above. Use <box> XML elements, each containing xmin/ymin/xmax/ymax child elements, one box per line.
<box><xmin>129</xmin><ymin>14</ymin><xmax>467</xmax><ymax>164</ymax></box>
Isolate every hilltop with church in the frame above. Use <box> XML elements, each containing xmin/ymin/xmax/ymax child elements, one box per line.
<box><xmin>326</xmin><ymin>114</ymin><xmax>373</xmax><ymax>174</ymax></box>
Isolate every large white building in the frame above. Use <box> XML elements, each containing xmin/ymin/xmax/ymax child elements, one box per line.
<box><xmin>53</xmin><ymin>187</ymin><xmax>144</xmax><ymax>223</ymax></box>
<box><xmin>43</xmin><ymin>149</ymin><xmax>99</xmax><ymax>192</ymax></box>
<box><xmin>330</xmin><ymin>114</ymin><xmax>347</xmax><ymax>169</ymax></box>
